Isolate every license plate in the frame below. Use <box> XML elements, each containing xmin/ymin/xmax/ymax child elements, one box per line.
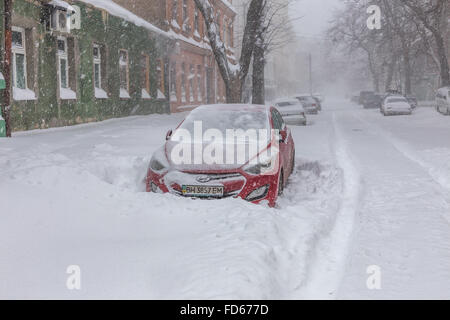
<box><xmin>182</xmin><ymin>185</ymin><xmax>224</xmax><ymax>197</ymax></box>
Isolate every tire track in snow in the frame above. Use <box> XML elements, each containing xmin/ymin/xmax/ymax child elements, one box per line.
<box><xmin>353</xmin><ymin>111</ymin><xmax>450</xmax><ymax>223</ymax></box>
<box><xmin>293</xmin><ymin>112</ymin><xmax>362</xmax><ymax>299</ymax></box>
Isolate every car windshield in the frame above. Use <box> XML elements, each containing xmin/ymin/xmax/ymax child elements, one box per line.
<box><xmin>296</xmin><ymin>96</ymin><xmax>314</xmax><ymax>103</ymax></box>
<box><xmin>277</xmin><ymin>101</ymin><xmax>297</xmax><ymax>107</ymax></box>
<box><xmin>175</xmin><ymin>109</ymin><xmax>270</xmax><ymax>142</ymax></box>
<box><xmin>387</xmin><ymin>98</ymin><xmax>407</xmax><ymax>103</ymax></box>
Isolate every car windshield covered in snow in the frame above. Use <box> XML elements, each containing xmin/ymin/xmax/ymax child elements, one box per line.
<box><xmin>174</xmin><ymin>107</ymin><xmax>270</xmax><ymax>142</ymax></box>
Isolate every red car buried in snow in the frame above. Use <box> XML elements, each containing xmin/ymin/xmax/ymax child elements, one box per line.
<box><xmin>146</xmin><ymin>104</ymin><xmax>296</xmax><ymax>207</ymax></box>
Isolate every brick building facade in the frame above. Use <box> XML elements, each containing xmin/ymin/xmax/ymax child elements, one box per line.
<box><xmin>165</xmin><ymin>0</ymin><xmax>236</xmax><ymax>112</ymax></box>
<box><xmin>113</xmin><ymin>0</ymin><xmax>237</xmax><ymax>113</ymax></box>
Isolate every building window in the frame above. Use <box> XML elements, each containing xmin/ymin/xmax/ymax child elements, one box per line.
<box><xmin>197</xmin><ymin>65</ymin><xmax>202</xmax><ymax>102</ymax></box>
<box><xmin>119</xmin><ymin>49</ymin><xmax>130</xmax><ymax>98</ymax></box>
<box><xmin>141</xmin><ymin>54</ymin><xmax>151</xmax><ymax>99</ymax></box>
<box><xmin>170</xmin><ymin>62</ymin><xmax>177</xmax><ymax>102</ymax></box>
<box><xmin>171</xmin><ymin>0</ymin><xmax>179</xmax><ymax>28</ymax></box>
<box><xmin>57</xmin><ymin>36</ymin><xmax>76</xmax><ymax>99</ymax></box>
<box><xmin>93</xmin><ymin>45</ymin><xmax>101</xmax><ymax>89</ymax></box>
<box><xmin>93</xmin><ymin>44</ymin><xmax>107</xmax><ymax>99</ymax></box>
<box><xmin>12</xmin><ymin>27</ymin><xmax>27</xmax><ymax>90</ymax></box>
<box><xmin>194</xmin><ymin>8</ymin><xmax>200</xmax><ymax>37</ymax></box>
<box><xmin>223</xmin><ymin>17</ymin><xmax>227</xmax><ymax>46</ymax></box>
<box><xmin>189</xmin><ymin>64</ymin><xmax>194</xmax><ymax>103</ymax></box>
<box><xmin>57</xmin><ymin>38</ymin><xmax>69</xmax><ymax>89</ymax></box>
<box><xmin>157</xmin><ymin>59</ymin><xmax>165</xmax><ymax>99</ymax></box>
<box><xmin>228</xmin><ymin>22</ymin><xmax>233</xmax><ymax>47</ymax></box>
<box><xmin>12</xmin><ymin>26</ymin><xmax>36</xmax><ymax>101</ymax></box>
<box><xmin>182</xmin><ymin>0</ymin><xmax>189</xmax><ymax>28</ymax></box>
<box><xmin>181</xmin><ymin>62</ymin><xmax>186</xmax><ymax>103</ymax></box>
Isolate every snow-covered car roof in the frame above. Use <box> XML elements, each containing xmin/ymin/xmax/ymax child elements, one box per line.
<box><xmin>293</xmin><ymin>93</ymin><xmax>313</xmax><ymax>97</ymax></box>
<box><xmin>273</xmin><ymin>98</ymin><xmax>302</xmax><ymax>105</ymax></box>
<box><xmin>195</xmin><ymin>104</ymin><xmax>270</xmax><ymax>113</ymax></box>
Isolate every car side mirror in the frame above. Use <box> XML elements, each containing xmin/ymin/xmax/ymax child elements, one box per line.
<box><xmin>166</xmin><ymin>129</ymin><xmax>173</xmax><ymax>141</ymax></box>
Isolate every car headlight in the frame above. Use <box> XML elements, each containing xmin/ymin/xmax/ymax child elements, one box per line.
<box><xmin>149</xmin><ymin>147</ymin><xmax>169</xmax><ymax>173</ymax></box>
<box><xmin>243</xmin><ymin>149</ymin><xmax>277</xmax><ymax>176</ymax></box>
<box><xmin>244</xmin><ymin>160</ymin><xmax>272</xmax><ymax>175</ymax></box>
<box><xmin>150</xmin><ymin>158</ymin><xmax>166</xmax><ymax>171</ymax></box>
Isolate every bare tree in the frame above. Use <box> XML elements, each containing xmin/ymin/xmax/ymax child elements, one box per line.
<box><xmin>252</xmin><ymin>0</ymin><xmax>296</xmax><ymax>104</ymax></box>
<box><xmin>328</xmin><ymin>1</ymin><xmax>387</xmax><ymax>92</ymax></box>
<box><xmin>193</xmin><ymin>0</ymin><xmax>266</xmax><ymax>103</ymax></box>
<box><xmin>399</xmin><ymin>0</ymin><xmax>450</xmax><ymax>86</ymax></box>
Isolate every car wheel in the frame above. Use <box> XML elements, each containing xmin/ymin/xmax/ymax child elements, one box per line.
<box><xmin>278</xmin><ymin>171</ymin><xmax>284</xmax><ymax>196</ymax></box>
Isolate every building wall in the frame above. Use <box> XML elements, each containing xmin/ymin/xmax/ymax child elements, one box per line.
<box><xmin>0</xmin><ymin>0</ymin><xmax>170</xmax><ymax>132</ymax></box>
<box><xmin>166</xmin><ymin>0</ymin><xmax>236</xmax><ymax>113</ymax></box>
<box><xmin>112</xmin><ymin>0</ymin><xmax>167</xmax><ymax>30</ymax></box>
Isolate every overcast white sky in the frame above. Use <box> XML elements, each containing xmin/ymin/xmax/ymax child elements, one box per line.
<box><xmin>290</xmin><ymin>0</ymin><xmax>343</xmax><ymax>39</ymax></box>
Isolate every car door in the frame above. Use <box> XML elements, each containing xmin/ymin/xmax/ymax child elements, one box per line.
<box><xmin>271</xmin><ymin>108</ymin><xmax>291</xmax><ymax>177</ymax></box>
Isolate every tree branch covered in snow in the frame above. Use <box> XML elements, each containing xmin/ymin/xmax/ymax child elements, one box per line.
<box><xmin>194</xmin><ymin>0</ymin><xmax>266</xmax><ymax>103</ymax></box>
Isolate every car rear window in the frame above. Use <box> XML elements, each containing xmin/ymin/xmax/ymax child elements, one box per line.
<box><xmin>387</xmin><ymin>97</ymin><xmax>407</xmax><ymax>103</ymax></box>
<box><xmin>277</xmin><ymin>102</ymin><xmax>296</xmax><ymax>107</ymax></box>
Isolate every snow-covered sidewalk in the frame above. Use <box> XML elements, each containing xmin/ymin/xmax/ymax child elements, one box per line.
<box><xmin>1</xmin><ymin>100</ymin><xmax>449</xmax><ymax>299</ymax></box>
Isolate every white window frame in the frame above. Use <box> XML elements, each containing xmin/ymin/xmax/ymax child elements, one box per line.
<box><xmin>57</xmin><ymin>36</ymin><xmax>69</xmax><ymax>89</ymax></box>
<box><xmin>119</xmin><ymin>49</ymin><xmax>130</xmax><ymax>98</ymax></box>
<box><xmin>93</xmin><ymin>43</ymin><xmax>102</xmax><ymax>89</ymax></box>
<box><xmin>12</xmin><ymin>26</ymin><xmax>27</xmax><ymax>90</ymax></box>
<box><xmin>197</xmin><ymin>65</ymin><xmax>202</xmax><ymax>102</ymax></box>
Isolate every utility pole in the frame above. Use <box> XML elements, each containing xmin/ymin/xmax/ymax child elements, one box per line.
<box><xmin>309</xmin><ymin>53</ymin><xmax>313</xmax><ymax>95</ymax></box>
<box><xmin>2</xmin><ymin>0</ymin><xmax>12</xmax><ymax>137</ymax></box>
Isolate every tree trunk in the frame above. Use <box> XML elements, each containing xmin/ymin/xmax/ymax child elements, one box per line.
<box><xmin>434</xmin><ymin>33</ymin><xmax>450</xmax><ymax>87</ymax></box>
<box><xmin>401</xmin><ymin>41</ymin><xmax>412</xmax><ymax>95</ymax></box>
<box><xmin>252</xmin><ymin>44</ymin><xmax>265</xmax><ymax>105</ymax></box>
<box><xmin>385</xmin><ymin>54</ymin><xmax>397</xmax><ymax>91</ymax></box>
<box><xmin>226</xmin><ymin>76</ymin><xmax>243</xmax><ymax>103</ymax></box>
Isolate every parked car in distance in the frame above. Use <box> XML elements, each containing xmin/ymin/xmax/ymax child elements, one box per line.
<box><xmin>313</xmin><ymin>93</ymin><xmax>324</xmax><ymax>102</ymax></box>
<box><xmin>359</xmin><ymin>91</ymin><xmax>375</xmax><ymax>105</ymax></box>
<box><xmin>146</xmin><ymin>104</ymin><xmax>296</xmax><ymax>207</ymax></box>
<box><xmin>363</xmin><ymin>93</ymin><xmax>383</xmax><ymax>109</ymax></box>
<box><xmin>381</xmin><ymin>96</ymin><xmax>412</xmax><ymax>116</ymax></box>
<box><xmin>436</xmin><ymin>87</ymin><xmax>450</xmax><ymax>115</ymax></box>
<box><xmin>273</xmin><ymin>98</ymin><xmax>307</xmax><ymax>126</ymax></box>
<box><xmin>293</xmin><ymin>94</ymin><xmax>319</xmax><ymax>114</ymax></box>
<box><xmin>351</xmin><ymin>93</ymin><xmax>360</xmax><ymax>103</ymax></box>
<box><xmin>405</xmin><ymin>95</ymin><xmax>418</xmax><ymax>109</ymax></box>
<box><xmin>312</xmin><ymin>96</ymin><xmax>322</xmax><ymax>111</ymax></box>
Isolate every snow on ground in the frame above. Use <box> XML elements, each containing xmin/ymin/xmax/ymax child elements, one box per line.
<box><xmin>1</xmin><ymin>100</ymin><xmax>450</xmax><ymax>299</ymax></box>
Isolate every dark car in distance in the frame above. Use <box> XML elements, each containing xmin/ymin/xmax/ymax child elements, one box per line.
<box><xmin>363</xmin><ymin>93</ymin><xmax>383</xmax><ymax>109</ymax></box>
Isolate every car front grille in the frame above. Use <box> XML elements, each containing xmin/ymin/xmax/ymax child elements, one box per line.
<box><xmin>164</xmin><ymin>172</ymin><xmax>246</xmax><ymax>199</ymax></box>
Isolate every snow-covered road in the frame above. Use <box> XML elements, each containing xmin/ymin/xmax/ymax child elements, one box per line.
<box><xmin>1</xmin><ymin>99</ymin><xmax>449</xmax><ymax>299</ymax></box>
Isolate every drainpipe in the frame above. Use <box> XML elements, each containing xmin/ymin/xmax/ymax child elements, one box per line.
<box><xmin>2</xmin><ymin>0</ymin><xmax>12</xmax><ymax>137</ymax></box>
